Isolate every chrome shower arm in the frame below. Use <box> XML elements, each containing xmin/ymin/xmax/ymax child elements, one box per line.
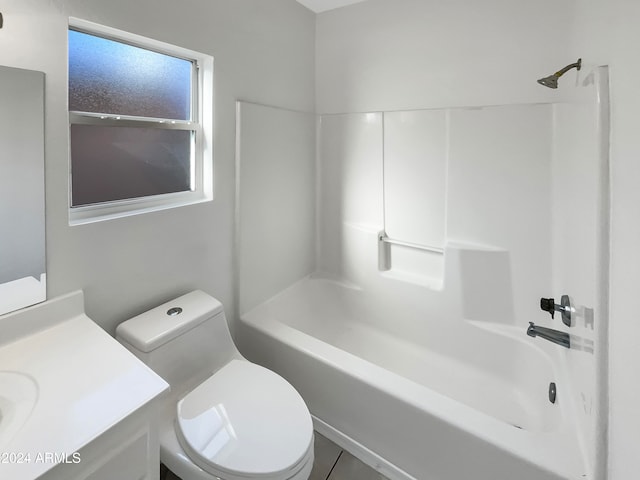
<box><xmin>553</xmin><ymin>58</ymin><xmax>582</xmax><ymax>78</ymax></box>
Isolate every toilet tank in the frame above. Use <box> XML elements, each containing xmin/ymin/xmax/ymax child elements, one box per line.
<box><xmin>116</xmin><ymin>290</ymin><xmax>241</xmax><ymax>394</ymax></box>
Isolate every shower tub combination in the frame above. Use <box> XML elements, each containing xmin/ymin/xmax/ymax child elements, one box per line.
<box><xmin>235</xmin><ymin>64</ymin><xmax>608</xmax><ymax>479</ymax></box>
<box><xmin>239</xmin><ymin>260</ymin><xmax>588</xmax><ymax>480</ymax></box>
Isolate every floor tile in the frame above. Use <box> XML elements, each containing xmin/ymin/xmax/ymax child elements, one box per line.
<box><xmin>165</xmin><ymin>470</ymin><xmax>181</xmax><ymax>480</ymax></box>
<box><xmin>309</xmin><ymin>432</ymin><xmax>343</xmax><ymax>480</ymax></box>
<box><xmin>327</xmin><ymin>450</ymin><xmax>389</xmax><ymax>480</ymax></box>
<box><xmin>159</xmin><ymin>432</ymin><xmax>387</xmax><ymax>480</ymax></box>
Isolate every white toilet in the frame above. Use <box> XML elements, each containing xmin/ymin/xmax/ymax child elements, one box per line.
<box><xmin>116</xmin><ymin>290</ymin><xmax>314</xmax><ymax>480</ymax></box>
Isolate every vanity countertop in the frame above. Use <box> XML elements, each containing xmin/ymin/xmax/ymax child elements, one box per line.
<box><xmin>0</xmin><ymin>291</ymin><xmax>169</xmax><ymax>480</ymax></box>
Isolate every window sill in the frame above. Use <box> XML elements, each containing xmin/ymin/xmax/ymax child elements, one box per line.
<box><xmin>68</xmin><ymin>190</ymin><xmax>212</xmax><ymax>226</ymax></box>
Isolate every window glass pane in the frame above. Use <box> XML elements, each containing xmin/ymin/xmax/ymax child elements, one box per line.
<box><xmin>69</xmin><ymin>30</ymin><xmax>192</xmax><ymax>120</ymax></box>
<box><xmin>71</xmin><ymin>125</ymin><xmax>192</xmax><ymax>206</ymax></box>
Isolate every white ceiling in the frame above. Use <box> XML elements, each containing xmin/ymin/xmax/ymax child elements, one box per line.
<box><xmin>295</xmin><ymin>0</ymin><xmax>369</xmax><ymax>13</ymax></box>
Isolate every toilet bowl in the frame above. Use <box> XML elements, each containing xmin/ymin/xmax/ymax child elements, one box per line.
<box><xmin>116</xmin><ymin>290</ymin><xmax>314</xmax><ymax>480</ymax></box>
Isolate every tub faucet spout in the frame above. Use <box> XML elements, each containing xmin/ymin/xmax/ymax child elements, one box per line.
<box><xmin>527</xmin><ymin>322</ymin><xmax>570</xmax><ymax>349</ymax></box>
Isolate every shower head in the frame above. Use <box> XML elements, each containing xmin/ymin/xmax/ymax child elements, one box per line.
<box><xmin>537</xmin><ymin>74</ymin><xmax>559</xmax><ymax>89</ymax></box>
<box><xmin>537</xmin><ymin>58</ymin><xmax>582</xmax><ymax>89</ymax></box>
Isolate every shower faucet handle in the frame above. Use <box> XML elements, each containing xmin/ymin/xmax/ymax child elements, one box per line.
<box><xmin>540</xmin><ymin>298</ymin><xmax>556</xmax><ymax>319</ymax></box>
<box><xmin>539</xmin><ymin>295</ymin><xmax>573</xmax><ymax>327</ymax></box>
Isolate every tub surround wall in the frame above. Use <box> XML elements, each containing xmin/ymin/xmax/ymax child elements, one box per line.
<box><xmin>314</xmin><ymin>104</ymin><xmax>558</xmax><ymax>367</ymax></box>
<box><xmin>383</xmin><ymin>110</ymin><xmax>447</xmax><ymax>250</ymax></box>
<box><xmin>237</xmin><ymin>95</ymin><xmax>603</xmax><ymax>478</ymax></box>
<box><xmin>318</xmin><ymin>104</ymin><xmax>552</xmax><ymax>325</ymax></box>
<box><xmin>237</xmin><ymin>73</ymin><xmax>606</xmax><ymax>474</ymax></box>
<box><xmin>317</xmin><ymin>113</ymin><xmax>383</xmax><ymax>279</ymax></box>
<box><xmin>569</xmin><ymin>2</ymin><xmax>640</xmax><ymax>477</ymax></box>
<box><xmin>236</xmin><ymin>102</ymin><xmax>316</xmax><ymax>315</ymax></box>
<box><xmin>549</xmin><ymin>69</ymin><xmax>610</xmax><ymax>476</ymax></box>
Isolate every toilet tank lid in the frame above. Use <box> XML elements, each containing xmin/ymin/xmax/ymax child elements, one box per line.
<box><xmin>116</xmin><ymin>290</ymin><xmax>224</xmax><ymax>353</ymax></box>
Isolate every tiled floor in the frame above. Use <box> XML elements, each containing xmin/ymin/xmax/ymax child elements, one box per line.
<box><xmin>161</xmin><ymin>432</ymin><xmax>389</xmax><ymax>480</ymax></box>
<box><xmin>310</xmin><ymin>433</ymin><xmax>389</xmax><ymax>480</ymax></box>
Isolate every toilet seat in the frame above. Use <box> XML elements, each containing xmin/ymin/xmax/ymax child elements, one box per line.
<box><xmin>176</xmin><ymin>359</ymin><xmax>314</xmax><ymax>480</ymax></box>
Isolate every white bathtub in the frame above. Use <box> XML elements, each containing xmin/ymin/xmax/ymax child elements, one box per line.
<box><xmin>239</xmin><ymin>276</ymin><xmax>588</xmax><ymax>480</ymax></box>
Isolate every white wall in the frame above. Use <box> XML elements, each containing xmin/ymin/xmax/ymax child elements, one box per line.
<box><xmin>0</xmin><ymin>0</ymin><xmax>315</xmax><ymax>334</ymax></box>
<box><xmin>316</xmin><ymin>0</ymin><xmax>574</xmax><ymax>113</ymax></box>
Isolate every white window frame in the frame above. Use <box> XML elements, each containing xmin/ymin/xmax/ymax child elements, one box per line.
<box><xmin>68</xmin><ymin>18</ymin><xmax>213</xmax><ymax>225</ymax></box>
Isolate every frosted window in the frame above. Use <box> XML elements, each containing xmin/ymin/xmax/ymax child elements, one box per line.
<box><xmin>69</xmin><ymin>29</ymin><xmax>192</xmax><ymax>120</ymax></box>
<box><xmin>67</xmin><ymin>21</ymin><xmax>211</xmax><ymax>221</ymax></box>
<box><xmin>70</xmin><ymin>125</ymin><xmax>192</xmax><ymax>206</ymax></box>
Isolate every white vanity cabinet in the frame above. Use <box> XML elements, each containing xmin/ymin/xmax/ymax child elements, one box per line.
<box><xmin>42</xmin><ymin>403</ymin><xmax>161</xmax><ymax>480</ymax></box>
<box><xmin>0</xmin><ymin>291</ymin><xmax>169</xmax><ymax>480</ymax></box>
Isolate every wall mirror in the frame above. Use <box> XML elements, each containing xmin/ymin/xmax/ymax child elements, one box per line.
<box><xmin>0</xmin><ymin>65</ymin><xmax>46</xmax><ymax>315</ymax></box>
